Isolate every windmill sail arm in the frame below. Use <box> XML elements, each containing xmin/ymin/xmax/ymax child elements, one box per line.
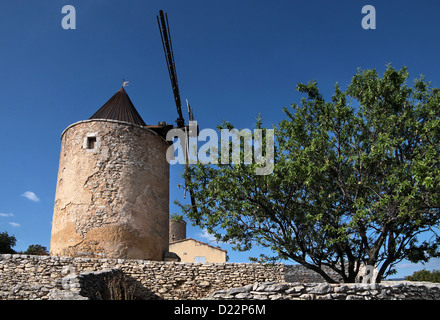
<box><xmin>157</xmin><ymin>10</ymin><xmax>185</xmax><ymax>127</ymax></box>
<box><xmin>157</xmin><ymin>10</ymin><xmax>199</xmax><ymax>216</ymax></box>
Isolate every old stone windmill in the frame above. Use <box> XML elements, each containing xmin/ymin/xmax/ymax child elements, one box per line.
<box><xmin>50</xmin><ymin>10</ymin><xmax>197</xmax><ymax>260</ymax></box>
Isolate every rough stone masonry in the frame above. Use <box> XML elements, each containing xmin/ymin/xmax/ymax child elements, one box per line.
<box><xmin>1</xmin><ymin>254</ymin><xmax>440</xmax><ymax>300</ymax></box>
<box><xmin>207</xmin><ymin>281</ymin><xmax>440</xmax><ymax>300</ymax></box>
<box><xmin>0</xmin><ymin>254</ymin><xmax>283</xmax><ymax>300</ymax></box>
<box><xmin>50</xmin><ymin>119</ymin><xmax>170</xmax><ymax>260</ymax></box>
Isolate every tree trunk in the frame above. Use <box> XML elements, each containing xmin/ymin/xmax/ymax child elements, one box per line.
<box><xmin>375</xmin><ymin>259</ymin><xmax>392</xmax><ymax>283</ymax></box>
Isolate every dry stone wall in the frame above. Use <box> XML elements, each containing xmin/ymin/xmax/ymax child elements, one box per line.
<box><xmin>0</xmin><ymin>254</ymin><xmax>284</xmax><ymax>300</ymax></box>
<box><xmin>207</xmin><ymin>281</ymin><xmax>440</xmax><ymax>300</ymax></box>
<box><xmin>2</xmin><ymin>254</ymin><xmax>439</xmax><ymax>300</ymax></box>
<box><xmin>284</xmin><ymin>264</ymin><xmax>343</xmax><ymax>283</ymax></box>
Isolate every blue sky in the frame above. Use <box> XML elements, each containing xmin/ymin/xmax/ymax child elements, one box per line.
<box><xmin>0</xmin><ymin>0</ymin><xmax>439</xmax><ymax>278</ymax></box>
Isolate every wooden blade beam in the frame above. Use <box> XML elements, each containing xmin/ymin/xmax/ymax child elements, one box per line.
<box><xmin>157</xmin><ymin>10</ymin><xmax>185</xmax><ymax>128</ymax></box>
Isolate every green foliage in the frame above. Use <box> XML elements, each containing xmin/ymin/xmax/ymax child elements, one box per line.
<box><xmin>170</xmin><ymin>213</ymin><xmax>184</xmax><ymax>223</ymax></box>
<box><xmin>0</xmin><ymin>231</ymin><xmax>16</xmax><ymax>254</ymax></box>
<box><xmin>23</xmin><ymin>244</ymin><xmax>49</xmax><ymax>256</ymax></box>
<box><xmin>179</xmin><ymin>65</ymin><xmax>440</xmax><ymax>283</ymax></box>
<box><xmin>406</xmin><ymin>269</ymin><xmax>440</xmax><ymax>283</ymax></box>
<box><xmin>0</xmin><ymin>231</ymin><xmax>49</xmax><ymax>255</ymax></box>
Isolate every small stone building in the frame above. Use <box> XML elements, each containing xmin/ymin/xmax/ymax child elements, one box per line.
<box><xmin>168</xmin><ymin>218</ymin><xmax>227</xmax><ymax>263</ymax></box>
<box><xmin>169</xmin><ymin>238</ymin><xmax>227</xmax><ymax>263</ymax></box>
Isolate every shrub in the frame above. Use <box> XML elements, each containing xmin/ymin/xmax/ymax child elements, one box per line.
<box><xmin>405</xmin><ymin>269</ymin><xmax>440</xmax><ymax>283</ymax></box>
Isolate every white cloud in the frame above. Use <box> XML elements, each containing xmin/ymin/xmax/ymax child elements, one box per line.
<box><xmin>8</xmin><ymin>222</ymin><xmax>21</xmax><ymax>227</ymax></box>
<box><xmin>392</xmin><ymin>257</ymin><xmax>440</xmax><ymax>279</ymax></box>
<box><xmin>21</xmin><ymin>191</ymin><xmax>40</xmax><ymax>202</ymax></box>
<box><xmin>199</xmin><ymin>229</ymin><xmax>218</xmax><ymax>243</ymax></box>
<box><xmin>0</xmin><ymin>213</ymin><xmax>14</xmax><ymax>217</ymax></box>
<box><xmin>198</xmin><ymin>229</ymin><xmax>230</xmax><ymax>246</ymax></box>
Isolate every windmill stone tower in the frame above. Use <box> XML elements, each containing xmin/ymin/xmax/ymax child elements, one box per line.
<box><xmin>169</xmin><ymin>218</ymin><xmax>187</xmax><ymax>243</ymax></box>
<box><xmin>50</xmin><ymin>87</ymin><xmax>173</xmax><ymax>260</ymax></box>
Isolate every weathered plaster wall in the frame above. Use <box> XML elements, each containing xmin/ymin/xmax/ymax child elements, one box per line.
<box><xmin>50</xmin><ymin>119</ymin><xmax>170</xmax><ymax>260</ymax></box>
<box><xmin>169</xmin><ymin>238</ymin><xmax>227</xmax><ymax>263</ymax></box>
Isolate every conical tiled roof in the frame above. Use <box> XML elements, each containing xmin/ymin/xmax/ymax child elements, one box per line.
<box><xmin>89</xmin><ymin>87</ymin><xmax>147</xmax><ymax>126</ymax></box>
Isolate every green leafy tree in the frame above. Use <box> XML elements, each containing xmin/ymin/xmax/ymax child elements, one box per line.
<box><xmin>23</xmin><ymin>244</ymin><xmax>49</xmax><ymax>256</ymax></box>
<box><xmin>406</xmin><ymin>269</ymin><xmax>440</xmax><ymax>283</ymax></box>
<box><xmin>179</xmin><ymin>65</ymin><xmax>440</xmax><ymax>283</ymax></box>
<box><xmin>170</xmin><ymin>213</ymin><xmax>184</xmax><ymax>223</ymax></box>
<box><xmin>0</xmin><ymin>231</ymin><xmax>16</xmax><ymax>254</ymax></box>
